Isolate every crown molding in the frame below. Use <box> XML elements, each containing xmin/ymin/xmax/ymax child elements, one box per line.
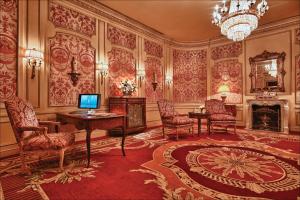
<box><xmin>66</xmin><ymin>0</ymin><xmax>300</xmax><ymax>48</ymax></box>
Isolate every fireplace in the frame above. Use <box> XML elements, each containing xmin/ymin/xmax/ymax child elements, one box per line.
<box><xmin>252</xmin><ymin>105</ymin><xmax>281</xmax><ymax>132</ymax></box>
<box><xmin>246</xmin><ymin>99</ymin><xmax>289</xmax><ymax>133</ymax></box>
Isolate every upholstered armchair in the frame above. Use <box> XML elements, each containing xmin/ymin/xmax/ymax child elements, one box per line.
<box><xmin>157</xmin><ymin>99</ymin><xmax>194</xmax><ymax>140</ymax></box>
<box><xmin>5</xmin><ymin>96</ymin><xmax>75</xmax><ymax>173</ymax></box>
<box><xmin>205</xmin><ymin>99</ymin><xmax>236</xmax><ymax>134</ymax></box>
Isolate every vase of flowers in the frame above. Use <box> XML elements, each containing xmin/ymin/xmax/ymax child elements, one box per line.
<box><xmin>119</xmin><ymin>79</ymin><xmax>137</xmax><ymax>96</ymax></box>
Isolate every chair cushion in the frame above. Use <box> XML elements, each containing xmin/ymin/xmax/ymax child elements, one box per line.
<box><xmin>210</xmin><ymin>113</ymin><xmax>236</xmax><ymax>121</ymax></box>
<box><xmin>23</xmin><ymin>132</ymin><xmax>75</xmax><ymax>151</ymax></box>
<box><xmin>165</xmin><ymin>116</ymin><xmax>194</xmax><ymax>125</ymax></box>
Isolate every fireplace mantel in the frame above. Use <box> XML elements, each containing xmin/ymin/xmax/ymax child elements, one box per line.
<box><xmin>246</xmin><ymin>99</ymin><xmax>289</xmax><ymax>133</ymax></box>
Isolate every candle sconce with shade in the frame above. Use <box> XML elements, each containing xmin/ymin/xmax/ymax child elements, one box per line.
<box><xmin>97</xmin><ymin>62</ymin><xmax>109</xmax><ymax>85</ymax></box>
<box><xmin>68</xmin><ymin>57</ymin><xmax>81</xmax><ymax>86</ymax></box>
<box><xmin>152</xmin><ymin>72</ymin><xmax>158</xmax><ymax>91</ymax></box>
<box><xmin>24</xmin><ymin>48</ymin><xmax>44</xmax><ymax>79</ymax></box>
<box><xmin>217</xmin><ymin>84</ymin><xmax>230</xmax><ymax>102</ymax></box>
<box><xmin>165</xmin><ymin>74</ymin><xmax>173</xmax><ymax>88</ymax></box>
<box><xmin>137</xmin><ymin>69</ymin><xmax>145</xmax><ymax>87</ymax></box>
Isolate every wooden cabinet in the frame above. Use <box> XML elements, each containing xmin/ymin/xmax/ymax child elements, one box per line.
<box><xmin>109</xmin><ymin>97</ymin><xmax>146</xmax><ymax>134</ymax></box>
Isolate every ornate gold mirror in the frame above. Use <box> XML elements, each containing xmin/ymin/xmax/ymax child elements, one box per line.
<box><xmin>249</xmin><ymin>51</ymin><xmax>286</xmax><ymax>93</ymax></box>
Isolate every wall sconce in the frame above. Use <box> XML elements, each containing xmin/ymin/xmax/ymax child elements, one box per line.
<box><xmin>152</xmin><ymin>72</ymin><xmax>158</xmax><ymax>91</ymax></box>
<box><xmin>137</xmin><ymin>69</ymin><xmax>145</xmax><ymax>87</ymax></box>
<box><xmin>24</xmin><ymin>48</ymin><xmax>43</xmax><ymax>79</ymax></box>
<box><xmin>165</xmin><ymin>74</ymin><xmax>173</xmax><ymax>88</ymax></box>
<box><xmin>217</xmin><ymin>84</ymin><xmax>230</xmax><ymax>102</ymax></box>
<box><xmin>97</xmin><ymin>62</ymin><xmax>109</xmax><ymax>85</ymax></box>
<box><xmin>68</xmin><ymin>57</ymin><xmax>81</xmax><ymax>86</ymax></box>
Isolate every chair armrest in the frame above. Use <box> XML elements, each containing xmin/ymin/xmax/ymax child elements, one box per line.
<box><xmin>17</xmin><ymin>126</ymin><xmax>47</xmax><ymax>132</ymax></box>
<box><xmin>38</xmin><ymin>120</ymin><xmax>61</xmax><ymax>133</ymax></box>
<box><xmin>17</xmin><ymin>126</ymin><xmax>48</xmax><ymax>138</ymax></box>
<box><xmin>176</xmin><ymin>114</ymin><xmax>188</xmax><ymax>117</ymax></box>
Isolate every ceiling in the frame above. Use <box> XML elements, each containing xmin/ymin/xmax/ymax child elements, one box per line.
<box><xmin>98</xmin><ymin>0</ymin><xmax>300</xmax><ymax>42</ymax></box>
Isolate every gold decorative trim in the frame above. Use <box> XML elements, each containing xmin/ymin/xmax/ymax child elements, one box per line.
<box><xmin>64</xmin><ymin>0</ymin><xmax>300</xmax><ymax>47</ymax></box>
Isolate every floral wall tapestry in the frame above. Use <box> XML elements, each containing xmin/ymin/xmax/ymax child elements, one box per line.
<box><xmin>49</xmin><ymin>1</ymin><xmax>96</xmax><ymax>37</ymax></box>
<box><xmin>210</xmin><ymin>42</ymin><xmax>243</xmax><ymax>103</ymax></box>
<box><xmin>108</xmin><ymin>48</ymin><xmax>136</xmax><ymax>96</ymax></box>
<box><xmin>107</xmin><ymin>24</ymin><xmax>136</xmax><ymax>50</ymax></box>
<box><xmin>48</xmin><ymin>33</ymin><xmax>95</xmax><ymax>106</ymax></box>
<box><xmin>211</xmin><ymin>59</ymin><xmax>243</xmax><ymax>103</ymax></box>
<box><xmin>107</xmin><ymin>25</ymin><xmax>136</xmax><ymax>96</ymax></box>
<box><xmin>173</xmin><ymin>49</ymin><xmax>207</xmax><ymax>103</ymax></box>
<box><xmin>144</xmin><ymin>40</ymin><xmax>163</xmax><ymax>102</ymax></box>
<box><xmin>211</xmin><ymin>42</ymin><xmax>242</xmax><ymax>60</ymax></box>
<box><xmin>0</xmin><ymin>0</ymin><xmax>17</xmax><ymax>102</ymax></box>
<box><xmin>296</xmin><ymin>55</ymin><xmax>300</xmax><ymax>104</ymax></box>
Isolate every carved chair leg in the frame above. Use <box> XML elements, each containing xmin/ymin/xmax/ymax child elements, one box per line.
<box><xmin>162</xmin><ymin>126</ymin><xmax>165</xmax><ymax>137</ymax></box>
<box><xmin>59</xmin><ymin>149</ymin><xmax>65</xmax><ymax>171</ymax></box>
<box><xmin>176</xmin><ymin>128</ymin><xmax>179</xmax><ymax>141</ymax></box>
<box><xmin>20</xmin><ymin>151</ymin><xmax>31</xmax><ymax>175</ymax></box>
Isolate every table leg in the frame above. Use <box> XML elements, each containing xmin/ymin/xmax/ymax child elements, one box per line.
<box><xmin>86</xmin><ymin>128</ymin><xmax>91</xmax><ymax>168</ymax></box>
<box><xmin>121</xmin><ymin>127</ymin><xmax>126</xmax><ymax>156</ymax></box>
<box><xmin>207</xmin><ymin>119</ymin><xmax>210</xmax><ymax>135</ymax></box>
<box><xmin>198</xmin><ymin>118</ymin><xmax>201</xmax><ymax>136</ymax></box>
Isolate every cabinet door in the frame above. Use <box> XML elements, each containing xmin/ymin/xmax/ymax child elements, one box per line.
<box><xmin>127</xmin><ymin>103</ymin><xmax>144</xmax><ymax>128</ymax></box>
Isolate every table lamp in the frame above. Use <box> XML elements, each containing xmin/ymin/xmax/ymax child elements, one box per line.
<box><xmin>217</xmin><ymin>84</ymin><xmax>230</xmax><ymax>102</ymax></box>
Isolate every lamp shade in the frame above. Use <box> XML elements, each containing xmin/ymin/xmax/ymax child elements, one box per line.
<box><xmin>165</xmin><ymin>75</ymin><xmax>172</xmax><ymax>83</ymax></box>
<box><xmin>97</xmin><ymin>62</ymin><xmax>109</xmax><ymax>71</ymax></box>
<box><xmin>137</xmin><ymin>69</ymin><xmax>145</xmax><ymax>77</ymax></box>
<box><xmin>217</xmin><ymin>84</ymin><xmax>230</xmax><ymax>93</ymax></box>
<box><xmin>25</xmin><ymin>48</ymin><xmax>43</xmax><ymax>60</ymax></box>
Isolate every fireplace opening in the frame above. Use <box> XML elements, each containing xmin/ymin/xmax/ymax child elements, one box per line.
<box><xmin>252</xmin><ymin>105</ymin><xmax>281</xmax><ymax>132</ymax></box>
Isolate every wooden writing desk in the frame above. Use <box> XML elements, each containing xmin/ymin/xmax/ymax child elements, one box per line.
<box><xmin>56</xmin><ymin>113</ymin><xmax>126</xmax><ymax>167</ymax></box>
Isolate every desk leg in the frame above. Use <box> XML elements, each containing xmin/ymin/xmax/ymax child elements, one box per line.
<box><xmin>86</xmin><ymin>128</ymin><xmax>91</xmax><ymax>167</ymax></box>
<box><xmin>121</xmin><ymin>127</ymin><xmax>126</xmax><ymax>156</ymax></box>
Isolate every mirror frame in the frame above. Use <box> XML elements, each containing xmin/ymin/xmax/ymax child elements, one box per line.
<box><xmin>249</xmin><ymin>50</ymin><xmax>286</xmax><ymax>93</ymax></box>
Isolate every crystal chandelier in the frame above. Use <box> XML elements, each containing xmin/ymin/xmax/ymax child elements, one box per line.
<box><xmin>212</xmin><ymin>0</ymin><xmax>269</xmax><ymax>42</ymax></box>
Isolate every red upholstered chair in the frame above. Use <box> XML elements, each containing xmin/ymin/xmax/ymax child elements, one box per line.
<box><xmin>205</xmin><ymin>99</ymin><xmax>236</xmax><ymax>134</ymax></box>
<box><xmin>157</xmin><ymin>99</ymin><xmax>194</xmax><ymax>140</ymax></box>
<box><xmin>5</xmin><ymin>96</ymin><xmax>75</xmax><ymax>173</ymax></box>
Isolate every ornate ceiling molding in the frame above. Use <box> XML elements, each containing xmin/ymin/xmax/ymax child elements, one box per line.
<box><xmin>65</xmin><ymin>0</ymin><xmax>299</xmax><ymax>48</ymax></box>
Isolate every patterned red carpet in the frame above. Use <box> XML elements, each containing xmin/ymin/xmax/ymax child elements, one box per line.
<box><xmin>0</xmin><ymin>127</ymin><xmax>299</xmax><ymax>200</ymax></box>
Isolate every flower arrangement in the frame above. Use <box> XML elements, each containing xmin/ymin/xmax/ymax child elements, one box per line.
<box><xmin>119</xmin><ymin>79</ymin><xmax>137</xmax><ymax>96</ymax></box>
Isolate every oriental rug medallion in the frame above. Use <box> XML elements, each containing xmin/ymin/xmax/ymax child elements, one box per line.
<box><xmin>133</xmin><ymin>138</ymin><xmax>300</xmax><ymax>200</ymax></box>
<box><xmin>0</xmin><ymin>127</ymin><xmax>299</xmax><ymax>200</ymax></box>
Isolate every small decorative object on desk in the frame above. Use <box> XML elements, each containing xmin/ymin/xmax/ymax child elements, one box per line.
<box><xmin>120</xmin><ymin>79</ymin><xmax>137</xmax><ymax>96</ymax></box>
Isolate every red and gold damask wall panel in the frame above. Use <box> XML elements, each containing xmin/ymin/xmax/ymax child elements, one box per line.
<box><xmin>211</xmin><ymin>42</ymin><xmax>242</xmax><ymax>60</ymax></box>
<box><xmin>49</xmin><ymin>1</ymin><xmax>96</xmax><ymax>37</ymax></box>
<box><xmin>108</xmin><ymin>47</ymin><xmax>136</xmax><ymax>96</ymax></box>
<box><xmin>49</xmin><ymin>33</ymin><xmax>95</xmax><ymax>106</ymax></box>
<box><xmin>296</xmin><ymin>55</ymin><xmax>300</xmax><ymax>104</ymax></box>
<box><xmin>107</xmin><ymin>24</ymin><xmax>136</xmax><ymax>50</ymax></box>
<box><xmin>145</xmin><ymin>57</ymin><xmax>163</xmax><ymax>102</ymax></box>
<box><xmin>0</xmin><ymin>0</ymin><xmax>17</xmax><ymax>102</ymax></box>
<box><xmin>211</xmin><ymin>59</ymin><xmax>242</xmax><ymax>104</ymax></box>
<box><xmin>144</xmin><ymin>39</ymin><xmax>163</xmax><ymax>58</ymax></box>
<box><xmin>173</xmin><ymin>49</ymin><xmax>207</xmax><ymax>103</ymax></box>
